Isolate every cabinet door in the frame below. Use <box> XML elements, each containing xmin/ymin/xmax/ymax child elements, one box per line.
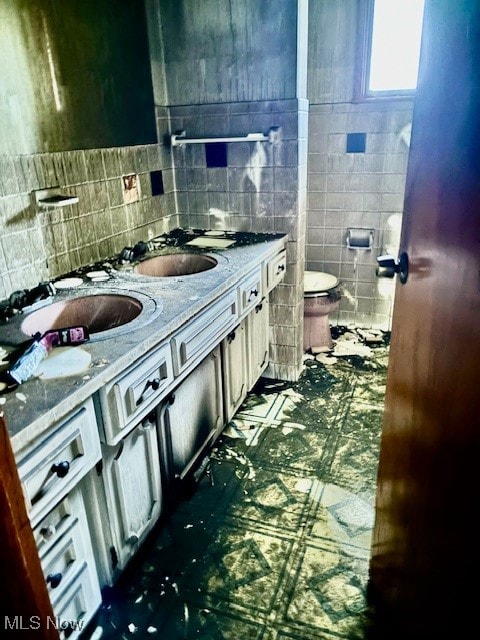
<box><xmin>246</xmin><ymin>299</ymin><xmax>270</xmax><ymax>390</ymax></box>
<box><xmin>161</xmin><ymin>346</ymin><xmax>223</xmax><ymax>482</ymax></box>
<box><xmin>222</xmin><ymin>323</ymin><xmax>249</xmax><ymax>422</ymax></box>
<box><xmin>101</xmin><ymin>414</ymin><xmax>162</xmax><ymax>572</ymax></box>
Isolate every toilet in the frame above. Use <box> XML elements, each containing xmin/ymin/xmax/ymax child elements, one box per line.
<box><xmin>303</xmin><ymin>271</ymin><xmax>341</xmax><ymax>351</ymax></box>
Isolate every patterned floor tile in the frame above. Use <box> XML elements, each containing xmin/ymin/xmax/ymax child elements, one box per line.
<box><xmin>328</xmin><ymin>435</ymin><xmax>381</xmax><ymax>499</ymax></box>
<box><xmin>308</xmin><ymin>482</ymin><xmax>374</xmax><ymax>557</ymax></box>
<box><xmin>248</xmin><ymin>424</ymin><xmax>330</xmax><ymax>475</ymax></box>
<box><xmin>181</xmin><ymin>523</ymin><xmax>295</xmax><ymax>617</ymax></box>
<box><xmin>339</xmin><ymin>401</ymin><xmax>384</xmax><ymax>441</ymax></box>
<box><xmin>281</xmin><ymin>542</ymin><xmax>369</xmax><ymax>638</ymax></box>
<box><xmin>351</xmin><ymin>377</ymin><xmax>387</xmax><ymax>408</ymax></box>
<box><xmin>229</xmin><ymin>467</ymin><xmax>315</xmax><ymax>534</ymax></box>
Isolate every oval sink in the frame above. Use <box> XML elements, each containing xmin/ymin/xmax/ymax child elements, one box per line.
<box><xmin>21</xmin><ymin>293</ymin><xmax>152</xmax><ymax>341</ymax></box>
<box><xmin>134</xmin><ymin>253</ymin><xmax>217</xmax><ymax>277</ymax></box>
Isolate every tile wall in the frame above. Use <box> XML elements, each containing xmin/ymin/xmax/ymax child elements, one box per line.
<box><xmin>0</xmin><ymin>109</ymin><xmax>176</xmax><ymax>301</ymax></box>
<box><xmin>306</xmin><ymin>0</ymin><xmax>415</xmax><ymax>330</ymax></box>
<box><xmin>306</xmin><ymin>102</ymin><xmax>412</xmax><ymax>328</ymax></box>
<box><xmin>169</xmin><ymin>99</ymin><xmax>308</xmax><ymax>380</ymax></box>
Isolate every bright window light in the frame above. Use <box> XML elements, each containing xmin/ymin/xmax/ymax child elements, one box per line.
<box><xmin>368</xmin><ymin>0</ymin><xmax>425</xmax><ymax>93</ymax></box>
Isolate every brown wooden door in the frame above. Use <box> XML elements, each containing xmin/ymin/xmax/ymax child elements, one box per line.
<box><xmin>367</xmin><ymin>2</ymin><xmax>480</xmax><ymax>638</ymax></box>
<box><xmin>0</xmin><ymin>415</ymin><xmax>58</xmax><ymax>638</ymax></box>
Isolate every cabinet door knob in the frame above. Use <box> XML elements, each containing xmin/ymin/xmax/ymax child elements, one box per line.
<box><xmin>40</xmin><ymin>524</ymin><xmax>56</xmax><ymax>540</ymax></box>
<box><xmin>46</xmin><ymin>572</ymin><xmax>63</xmax><ymax>589</ymax></box>
<box><xmin>51</xmin><ymin>460</ymin><xmax>70</xmax><ymax>478</ymax></box>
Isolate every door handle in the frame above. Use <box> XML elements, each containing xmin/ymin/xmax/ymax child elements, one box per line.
<box><xmin>376</xmin><ymin>252</ymin><xmax>409</xmax><ymax>284</ymax></box>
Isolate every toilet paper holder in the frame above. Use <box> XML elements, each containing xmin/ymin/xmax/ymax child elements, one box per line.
<box><xmin>346</xmin><ymin>228</ymin><xmax>374</xmax><ymax>250</ymax></box>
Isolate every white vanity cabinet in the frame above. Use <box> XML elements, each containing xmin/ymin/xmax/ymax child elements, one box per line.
<box><xmin>6</xmin><ymin>237</ymin><xmax>288</xmax><ymax>626</ymax></box>
<box><xmin>159</xmin><ymin>346</ymin><xmax>224</xmax><ymax>485</ymax></box>
<box><xmin>15</xmin><ymin>398</ymin><xmax>102</xmax><ymax>637</ymax></box>
<box><xmin>34</xmin><ymin>488</ymin><xmax>101</xmax><ymax>640</ymax></box>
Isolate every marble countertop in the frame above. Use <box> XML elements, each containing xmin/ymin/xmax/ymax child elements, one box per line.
<box><xmin>0</xmin><ymin>230</ymin><xmax>287</xmax><ymax>453</ymax></box>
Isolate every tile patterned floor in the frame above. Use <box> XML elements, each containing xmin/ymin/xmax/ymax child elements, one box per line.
<box><xmin>85</xmin><ymin>329</ymin><xmax>389</xmax><ymax>640</ymax></box>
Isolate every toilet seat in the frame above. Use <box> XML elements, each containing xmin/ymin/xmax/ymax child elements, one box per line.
<box><xmin>304</xmin><ymin>271</ymin><xmax>339</xmax><ymax>297</ymax></box>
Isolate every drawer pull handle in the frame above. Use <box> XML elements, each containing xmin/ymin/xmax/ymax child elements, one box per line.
<box><xmin>46</xmin><ymin>573</ymin><xmax>63</xmax><ymax>589</ymax></box>
<box><xmin>255</xmin><ymin>302</ymin><xmax>263</xmax><ymax>313</ymax></box>
<box><xmin>276</xmin><ymin>264</ymin><xmax>286</xmax><ymax>273</ymax></box>
<box><xmin>227</xmin><ymin>330</ymin><xmax>236</xmax><ymax>343</ymax></box>
<box><xmin>248</xmin><ymin>288</ymin><xmax>259</xmax><ymax>301</ymax></box>
<box><xmin>40</xmin><ymin>525</ymin><xmax>56</xmax><ymax>540</ymax></box>
<box><xmin>51</xmin><ymin>461</ymin><xmax>70</xmax><ymax>478</ymax></box>
<box><xmin>136</xmin><ymin>377</ymin><xmax>162</xmax><ymax>406</ymax></box>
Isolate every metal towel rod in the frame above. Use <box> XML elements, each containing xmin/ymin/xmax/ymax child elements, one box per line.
<box><xmin>170</xmin><ymin>126</ymin><xmax>281</xmax><ymax>147</ymax></box>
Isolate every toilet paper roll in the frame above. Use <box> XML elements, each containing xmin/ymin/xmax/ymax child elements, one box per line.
<box><xmin>347</xmin><ymin>228</ymin><xmax>373</xmax><ymax>249</ymax></box>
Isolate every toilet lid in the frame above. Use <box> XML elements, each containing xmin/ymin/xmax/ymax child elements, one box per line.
<box><xmin>304</xmin><ymin>271</ymin><xmax>339</xmax><ymax>294</ymax></box>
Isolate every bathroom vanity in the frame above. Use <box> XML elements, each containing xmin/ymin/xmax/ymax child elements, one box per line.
<box><xmin>0</xmin><ymin>230</ymin><xmax>287</xmax><ymax>638</ymax></box>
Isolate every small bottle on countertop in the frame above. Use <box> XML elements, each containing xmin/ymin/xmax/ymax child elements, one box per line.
<box><xmin>6</xmin><ymin>326</ymin><xmax>89</xmax><ymax>386</ymax></box>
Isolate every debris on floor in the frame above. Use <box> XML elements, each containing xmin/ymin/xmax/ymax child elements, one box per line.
<box><xmin>315</xmin><ymin>353</ymin><xmax>338</xmax><ymax>365</ymax></box>
<box><xmin>85</xmin><ymin>325</ymin><xmax>389</xmax><ymax>640</ymax></box>
<box><xmin>306</xmin><ymin>326</ymin><xmax>391</xmax><ymax>366</ymax></box>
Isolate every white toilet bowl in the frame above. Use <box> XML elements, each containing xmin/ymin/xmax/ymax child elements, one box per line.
<box><xmin>303</xmin><ymin>271</ymin><xmax>341</xmax><ymax>351</ymax></box>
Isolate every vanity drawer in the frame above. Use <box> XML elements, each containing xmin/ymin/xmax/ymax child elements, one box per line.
<box><xmin>51</xmin><ymin>566</ymin><xmax>101</xmax><ymax>640</ymax></box>
<box><xmin>34</xmin><ymin>492</ymin><xmax>79</xmax><ymax>558</ymax></box>
<box><xmin>40</xmin><ymin>503</ymin><xmax>90</xmax><ymax>600</ymax></box>
<box><xmin>239</xmin><ymin>266</ymin><xmax>263</xmax><ymax>316</ymax></box>
<box><xmin>171</xmin><ymin>289</ymin><xmax>238</xmax><ymax>376</ymax></box>
<box><xmin>36</xmin><ymin>487</ymin><xmax>101</xmax><ymax>639</ymax></box>
<box><xmin>97</xmin><ymin>340</ymin><xmax>174</xmax><ymax>445</ymax></box>
<box><xmin>17</xmin><ymin>399</ymin><xmax>101</xmax><ymax>528</ymax></box>
<box><xmin>266</xmin><ymin>249</ymin><xmax>287</xmax><ymax>291</ymax></box>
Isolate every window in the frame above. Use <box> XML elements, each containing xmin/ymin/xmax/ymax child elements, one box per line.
<box><xmin>358</xmin><ymin>0</ymin><xmax>425</xmax><ymax>98</ymax></box>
